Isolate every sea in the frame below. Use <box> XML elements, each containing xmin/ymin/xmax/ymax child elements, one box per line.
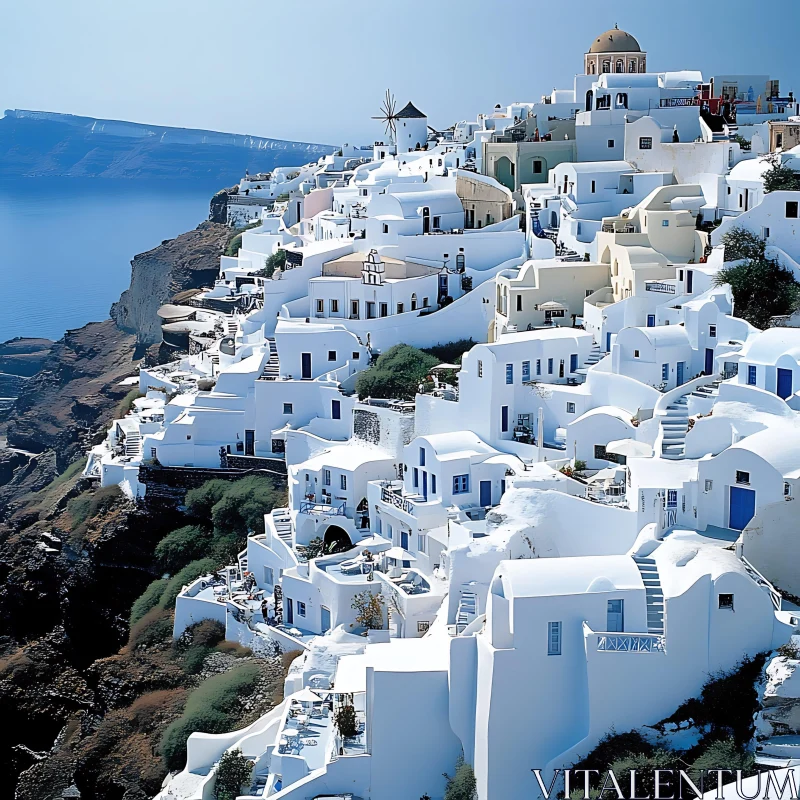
<box><xmin>0</xmin><ymin>177</ymin><xmax>227</xmax><ymax>343</ymax></box>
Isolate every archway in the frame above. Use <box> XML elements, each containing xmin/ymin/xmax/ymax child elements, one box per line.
<box><xmin>323</xmin><ymin>524</ymin><xmax>353</xmax><ymax>554</ymax></box>
<box><xmin>494</xmin><ymin>156</ymin><xmax>515</xmax><ymax>191</ymax></box>
<box><xmin>586</xmin><ymin>90</ymin><xmax>593</xmax><ymax>112</ymax></box>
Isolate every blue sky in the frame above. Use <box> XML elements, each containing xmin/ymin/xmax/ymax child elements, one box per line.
<box><xmin>3</xmin><ymin>0</ymin><xmax>798</xmax><ymax>145</ymax></box>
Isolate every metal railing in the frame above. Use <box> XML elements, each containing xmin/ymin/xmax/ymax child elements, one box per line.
<box><xmin>596</xmin><ymin>633</ymin><xmax>666</xmax><ymax>653</ymax></box>
<box><xmin>300</xmin><ymin>500</ymin><xmax>346</xmax><ymax>516</ymax></box>
<box><xmin>380</xmin><ymin>487</ymin><xmax>414</xmax><ymax>514</ymax></box>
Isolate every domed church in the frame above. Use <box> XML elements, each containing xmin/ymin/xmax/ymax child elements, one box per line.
<box><xmin>584</xmin><ymin>25</ymin><xmax>646</xmax><ymax>75</ymax></box>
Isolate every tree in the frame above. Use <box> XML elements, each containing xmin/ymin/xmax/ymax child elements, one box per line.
<box><xmin>257</xmin><ymin>249</ymin><xmax>286</xmax><ymax>279</ymax></box>
<box><xmin>355</xmin><ymin>343</ymin><xmax>439</xmax><ymax>400</ymax></box>
<box><xmin>443</xmin><ymin>753</ymin><xmax>477</xmax><ymax>800</ymax></box>
<box><xmin>300</xmin><ymin>536</ymin><xmax>325</xmax><ymax>560</ymax></box>
<box><xmin>351</xmin><ymin>589</ymin><xmax>385</xmax><ymax>630</ymax></box>
<box><xmin>763</xmin><ymin>154</ymin><xmax>800</xmax><ymax>193</ymax></box>
<box><xmin>215</xmin><ymin>749</ymin><xmax>253</xmax><ymax>800</ymax></box>
<box><xmin>690</xmin><ymin>738</ymin><xmax>756</xmax><ymax>792</ymax></box>
<box><xmin>720</xmin><ymin>226</ymin><xmax>766</xmax><ymax>262</ymax></box>
<box><xmin>333</xmin><ymin>703</ymin><xmax>359</xmax><ymax>738</ymax></box>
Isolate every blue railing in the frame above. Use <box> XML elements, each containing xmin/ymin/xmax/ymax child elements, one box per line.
<box><xmin>300</xmin><ymin>500</ymin><xmax>346</xmax><ymax>516</ymax></box>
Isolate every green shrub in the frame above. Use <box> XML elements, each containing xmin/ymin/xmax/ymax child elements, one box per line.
<box><xmin>130</xmin><ymin>578</ymin><xmax>170</xmax><ymax>626</ymax></box>
<box><xmin>155</xmin><ymin>525</ymin><xmax>212</xmax><ymax>572</ymax></box>
<box><xmin>159</xmin><ymin>558</ymin><xmax>220</xmax><ymax>610</ymax></box>
<box><xmin>129</xmin><ymin>608</ymin><xmax>174</xmax><ymax>649</ymax></box>
<box><xmin>256</xmin><ymin>250</ymin><xmax>286</xmax><ymax>279</ymax></box>
<box><xmin>115</xmin><ymin>388</ymin><xmax>142</xmax><ymax>418</ymax></box>
<box><xmin>421</xmin><ymin>339</ymin><xmax>474</xmax><ymax>364</ymax></box>
<box><xmin>689</xmin><ymin>737</ymin><xmax>756</xmax><ymax>791</ymax></box>
<box><xmin>160</xmin><ymin>663</ymin><xmax>261</xmax><ymax>769</ymax></box>
<box><xmin>355</xmin><ymin>344</ymin><xmax>439</xmax><ymax>400</ymax></box>
<box><xmin>444</xmin><ymin>753</ymin><xmax>477</xmax><ymax>800</ymax></box>
<box><xmin>209</xmin><ymin>475</ymin><xmax>284</xmax><ymax>536</ymax></box>
<box><xmin>181</xmin><ymin>645</ymin><xmax>212</xmax><ymax>675</ymax></box>
<box><xmin>185</xmin><ymin>480</ymin><xmax>231</xmax><ymax>520</ymax></box>
<box><xmin>190</xmin><ymin>619</ymin><xmax>226</xmax><ymax>649</ymax></box>
<box><xmin>216</xmin><ymin>748</ymin><xmax>253</xmax><ymax>800</ymax></box>
<box><xmin>763</xmin><ymin>155</ymin><xmax>800</xmax><ymax>193</ymax></box>
<box><xmin>570</xmin><ymin>730</ymin><xmax>653</xmax><ymax>783</ymax></box>
<box><xmin>608</xmin><ymin>750</ymin><xmax>679</xmax><ymax>799</ymax></box>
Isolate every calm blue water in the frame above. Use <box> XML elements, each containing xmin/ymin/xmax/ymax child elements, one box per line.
<box><xmin>0</xmin><ymin>178</ymin><xmax>226</xmax><ymax>342</ymax></box>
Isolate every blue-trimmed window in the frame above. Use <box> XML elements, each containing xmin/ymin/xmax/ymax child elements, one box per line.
<box><xmin>662</xmin><ymin>363</ymin><xmax>669</xmax><ymax>381</ymax></box>
<box><xmin>419</xmin><ymin>447</ymin><xmax>426</xmax><ymax>466</ymax></box>
<box><xmin>536</xmin><ymin>359</ymin><xmax>541</xmax><ymax>376</ymax></box>
<box><xmin>506</xmin><ymin>364</ymin><xmax>514</xmax><ymax>384</ymax></box>
<box><xmin>748</xmin><ymin>365</ymin><xmax>757</xmax><ymax>385</ymax></box>
<box><xmin>453</xmin><ymin>474</ymin><xmax>469</xmax><ymax>494</ymax></box>
<box><xmin>413</xmin><ymin>468</ymin><xmax>419</xmax><ymax>488</ymax></box>
<box><xmin>522</xmin><ymin>360</ymin><xmax>530</xmax><ymax>382</ymax></box>
<box><xmin>548</xmin><ymin>358</ymin><xmax>554</xmax><ymax>375</ymax></box>
<box><xmin>431</xmin><ymin>474</ymin><xmax>437</xmax><ymax>494</ymax></box>
<box><xmin>548</xmin><ymin>622</ymin><xmax>562</xmax><ymax>655</ymax></box>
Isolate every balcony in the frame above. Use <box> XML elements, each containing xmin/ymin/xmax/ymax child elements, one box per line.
<box><xmin>300</xmin><ymin>500</ymin><xmax>346</xmax><ymax>516</ymax></box>
<box><xmin>380</xmin><ymin>485</ymin><xmax>414</xmax><ymax>515</ymax></box>
<box><xmin>596</xmin><ymin>633</ymin><xmax>665</xmax><ymax>653</ymax></box>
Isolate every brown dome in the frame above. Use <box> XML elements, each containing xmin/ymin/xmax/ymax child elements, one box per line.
<box><xmin>589</xmin><ymin>27</ymin><xmax>641</xmax><ymax>54</ymax></box>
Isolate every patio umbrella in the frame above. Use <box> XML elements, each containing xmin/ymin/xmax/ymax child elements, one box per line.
<box><xmin>384</xmin><ymin>546</ymin><xmax>417</xmax><ymax>562</ymax></box>
<box><xmin>355</xmin><ymin>533</ymin><xmax>391</xmax><ymax>549</ymax></box>
<box><xmin>292</xmin><ymin>687</ymin><xmax>323</xmax><ymax>704</ymax></box>
<box><xmin>606</xmin><ymin>438</ymin><xmax>652</xmax><ymax>458</ymax></box>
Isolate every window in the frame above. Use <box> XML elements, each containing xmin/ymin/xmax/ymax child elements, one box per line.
<box><xmin>330</xmin><ymin>299</ymin><xmax>339</xmax><ymax>313</ymax></box>
<box><xmin>352</xmin><ymin>351</ymin><xmax>359</xmax><ymax>360</ymax></box>
<box><xmin>786</xmin><ymin>201</ymin><xmax>798</xmax><ymax>219</ymax></box>
<box><xmin>736</xmin><ymin>470</ymin><xmax>750</xmax><ymax>485</ymax></box>
<box><xmin>607</xmin><ymin>139</ymin><xmax>615</xmax><ymax>149</ymax></box>
<box><xmin>639</xmin><ymin>136</ymin><xmax>653</xmax><ymax>150</ymax></box>
<box><xmin>595</xmin><ymin>444</ymin><xmax>610</xmax><ymax>460</ymax></box>
<box><xmin>785</xmin><ymin>482</ymin><xmax>791</xmax><ymax>497</ymax></box>
<box><xmin>423</xmin><ymin>297</ymin><xmax>429</xmax><ymax>307</ymax></box>
<box><xmin>413</xmin><ymin>468</ymin><xmax>419</xmax><ymax>488</ymax></box>
<box><xmin>453</xmin><ymin>474</ymin><xmax>469</xmax><ymax>494</ymax></box>
<box><xmin>383</xmin><ymin>223</ymin><xmax>389</xmax><ymax>234</ymax></box>
<box><xmin>316</xmin><ymin>299</ymin><xmax>324</xmax><ymax>313</ymax></box>
<box><xmin>340</xmin><ymin>474</ymin><xmax>347</xmax><ymax>490</ymax></box>
<box><xmin>516</xmin><ymin>294</ymin><xmax>523</xmax><ymax>312</ymax></box>
<box><xmin>331</xmin><ymin>399</ymin><xmax>341</xmax><ymax>420</ymax></box>
<box><xmin>667</xmin><ymin>489</ymin><xmax>678</xmax><ymax>508</ymax></box>
<box><xmin>522</xmin><ymin>361</ymin><xmax>531</xmax><ymax>382</ymax></box>
<box><xmin>328</xmin><ymin>350</ymin><xmax>336</xmax><ymax>361</ymax></box>
<box><xmin>431</xmin><ymin>474</ymin><xmax>436</xmax><ymax>494</ymax></box>
<box><xmin>705</xmin><ymin>479</ymin><xmax>713</xmax><ymax>492</ymax></box>
<box><xmin>533</xmin><ymin>160</ymin><xmax>543</xmax><ymax>174</ymax></box>
<box><xmin>548</xmin><ymin>358</ymin><xmax>554</xmax><ymax>375</ymax></box>
<box><xmin>662</xmin><ymin>219</ymin><xmax>670</xmax><ymax>227</ymax></box>
<box><xmin>718</xmin><ymin>594</ymin><xmax>734</xmax><ymax>610</ymax></box>
<box><xmin>324</xmin><ymin>469</ymin><xmax>331</xmax><ymax>486</ymax></box>
<box><xmin>634</xmin><ymin>350</ymin><xmax>640</xmax><ymax>358</ymax></box>
<box><xmin>506</xmin><ymin>364</ymin><xmax>514</xmax><ymax>384</ymax></box>
<box><xmin>502</xmin><ymin>405</ymin><xmax>509</xmax><ymax>433</ymax></box>
<box><xmin>417</xmin><ymin>621</ymin><xmax>430</xmax><ymax>633</ymax></box>
<box><xmin>763</xmin><ymin>227</ymin><xmax>770</xmax><ymax>240</ymax></box>
<box><xmin>748</xmin><ymin>365</ymin><xmax>757</xmax><ymax>385</ymax></box>
<box><xmin>297</xmin><ymin>601</ymin><xmax>306</xmax><ymax>617</ymax></box>
<box><xmin>263</xmin><ymin>566</ymin><xmax>274</xmax><ymax>586</ymax></box>
<box><xmin>536</xmin><ymin>359</ymin><xmax>541</xmax><ymax>376</ymax></box>
<box><xmin>418</xmin><ymin>534</ymin><xmax>427</xmax><ymax>554</ymax></box>
<box><xmin>397</xmin><ymin>303</ymin><xmax>404</xmax><ymax>314</ymax></box>
<box><xmin>547</xmin><ymin>622</ymin><xmax>562</xmax><ymax>655</ymax></box>
<box><xmin>283</xmin><ymin>403</ymin><xmax>293</xmax><ymax>414</ymax></box>
<box><xmin>433</xmin><ymin>216</ymin><xmax>441</xmax><ymax>229</ymax></box>
<box><xmin>477</xmin><ymin>360</ymin><xmax>483</xmax><ymax>378</ymax></box>
<box><xmin>662</xmin><ymin>363</ymin><xmax>669</xmax><ymax>381</ymax></box>
<box><xmin>380</xmin><ymin>302</ymin><xmax>388</xmax><ymax>317</ymax></box>
<box><xmin>351</xmin><ymin>300</ymin><xmax>359</xmax><ymax>318</ymax></box>
<box><xmin>591</xmin><ymin>180</ymin><xmax>596</xmax><ymax>193</ymax></box>
<box><xmin>419</xmin><ymin>447</ymin><xmax>426</xmax><ymax>467</ymax></box>
<box><xmin>709</xmin><ymin>325</ymin><xmax>717</xmax><ymax>338</ymax></box>
<box><xmin>566</xmin><ymin>402</ymin><xmax>576</xmax><ymax>414</ymax></box>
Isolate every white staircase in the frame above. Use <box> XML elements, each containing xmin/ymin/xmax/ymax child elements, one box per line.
<box><xmin>226</xmin><ymin>318</ymin><xmax>239</xmax><ymax>337</ymax></box>
<box><xmin>455</xmin><ymin>590</ymin><xmax>478</xmax><ymax>634</ymax></box>
<box><xmin>124</xmin><ymin>431</ymin><xmax>142</xmax><ymax>458</ymax></box>
<box><xmin>660</xmin><ymin>395</ymin><xmax>689</xmax><ymax>460</ymax></box>
<box><xmin>690</xmin><ymin>378</ymin><xmax>721</xmax><ymax>401</ymax></box>
<box><xmin>238</xmin><ymin>547</ymin><xmax>248</xmax><ymax>577</ymax></box>
<box><xmin>575</xmin><ymin>343</ymin><xmax>602</xmax><ymax>376</ymax></box>
<box><xmin>633</xmin><ymin>555</ymin><xmax>665</xmax><ymax>635</ymax></box>
<box><xmin>261</xmin><ymin>339</ymin><xmax>280</xmax><ymax>380</ymax></box>
<box><xmin>272</xmin><ymin>508</ymin><xmax>293</xmax><ymax>546</ymax></box>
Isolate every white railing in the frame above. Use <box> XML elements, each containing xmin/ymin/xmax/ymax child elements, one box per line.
<box><xmin>380</xmin><ymin>487</ymin><xmax>414</xmax><ymax>514</ymax></box>
<box><xmin>596</xmin><ymin>633</ymin><xmax>666</xmax><ymax>653</ymax></box>
<box><xmin>741</xmin><ymin>556</ymin><xmax>782</xmax><ymax>611</ymax></box>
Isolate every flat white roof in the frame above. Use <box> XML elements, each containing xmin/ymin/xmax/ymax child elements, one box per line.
<box><xmin>628</xmin><ymin>456</ymin><xmax>698</xmax><ymax>488</ymax></box>
<box><xmin>294</xmin><ymin>443</ymin><xmax>393</xmax><ymax>474</ymax></box>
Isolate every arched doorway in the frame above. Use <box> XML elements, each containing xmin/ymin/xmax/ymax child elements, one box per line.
<box><xmin>356</xmin><ymin>498</ymin><xmax>369</xmax><ymax>531</ymax></box>
<box><xmin>422</xmin><ymin>206</ymin><xmax>430</xmax><ymax>234</ymax></box>
<box><xmin>323</xmin><ymin>524</ymin><xmax>353</xmax><ymax>554</ymax></box>
<box><xmin>586</xmin><ymin>90</ymin><xmax>593</xmax><ymax>112</ymax></box>
<box><xmin>494</xmin><ymin>156</ymin><xmax>515</xmax><ymax>191</ymax></box>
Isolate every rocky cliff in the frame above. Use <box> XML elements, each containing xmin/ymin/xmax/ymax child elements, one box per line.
<box><xmin>110</xmin><ymin>222</ymin><xmax>231</xmax><ymax>347</ymax></box>
<box><xmin>0</xmin><ymin>110</ymin><xmax>336</xmax><ymax>179</ymax></box>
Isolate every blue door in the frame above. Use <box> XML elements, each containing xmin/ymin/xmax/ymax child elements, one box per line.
<box><xmin>607</xmin><ymin>599</ymin><xmax>624</xmax><ymax>632</ymax></box>
<box><xmin>301</xmin><ymin>352</ymin><xmax>312</xmax><ymax>380</ymax></box>
<box><xmin>422</xmin><ymin>471</ymin><xmax>428</xmax><ymax>500</ymax></box>
<box><xmin>647</xmin><ymin>314</ymin><xmax>655</xmax><ymax>327</ymax></box>
<box><xmin>778</xmin><ymin>368</ymin><xmax>793</xmax><ymax>400</ymax></box>
<box><xmin>729</xmin><ymin>486</ymin><xmax>756</xmax><ymax>531</ymax></box>
<box><xmin>320</xmin><ymin>606</ymin><xmax>331</xmax><ymax>633</ymax></box>
<box><xmin>479</xmin><ymin>480</ymin><xmax>492</xmax><ymax>507</ymax></box>
<box><xmin>400</xmin><ymin>530</ymin><xmax>409</xmax><ymax>549</ymax></box>
<box><xmin>286</xmin><ymin>598</ymin><xmax>294</xmax><ymax>625</ymax></box>
<box><xmin>570</xmin><ymin>353</ymin><xmax>578</xmax><ymax>373</ymax></box>
<box><xmin>501</xmin><ymin>406</ymin><xmax>509</xmax><ymax>433</ymax></box>
<box><xmin>606</xmin><ymin>332</ymin><xmax>612</xmax><ymax>352</ymax></box>
<box><xmin>704</xmin><ymin>348</ymin><xmax>714</xmax><ymax>375</ymax></box>
<box><xmin>676</xmin><ymin>361</ymin><xmax>685</xmax><ymax>385</ymax></box>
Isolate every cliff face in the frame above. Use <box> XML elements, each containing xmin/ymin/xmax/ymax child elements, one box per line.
<box><xmin>110</xmin><ymin>221</ymin><xmax>231</xmax><ymax>347</ymax></box>
<box><xmin>0</xmin><ymin>110</ymin><xmax>336</xmax><ymax>179</ymax></box>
